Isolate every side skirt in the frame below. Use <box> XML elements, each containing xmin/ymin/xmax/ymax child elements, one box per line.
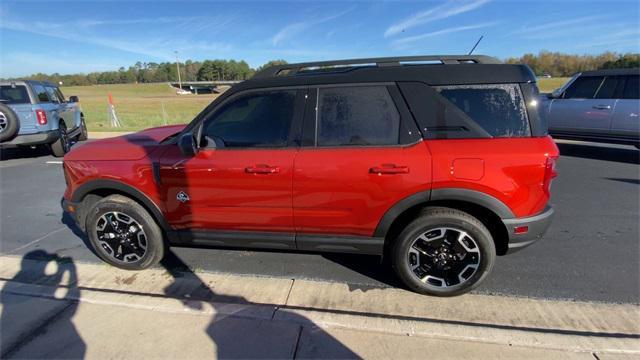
<box><xmin>167</xmin><ymin>230</ymin><xmax>384</xmax><ymax>255</ymax></box>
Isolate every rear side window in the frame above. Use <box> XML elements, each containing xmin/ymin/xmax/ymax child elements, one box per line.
<box><xmin>623</xmin><ymin>75</ymin><xmax>639</xmax><ymax>99</ymax></box>
<box><xmin>317</xmin><ymin>86</ymin><xmax>400</xmax><ymax>146</ymax></box>
<box><xmin>31</xmin><ymin>84</ymin><xmax>50</xmax><ymax>103</ymax></box>
<box><xmin>437</xmin><ymin>84</ymin><xmax>531</xmax><ymax>137</ymax></box>
<box><xmin>0</xmin><ymin>85</ymin><xmax>30</xmax><ymax>104</ymax></box>
<box><xmin>564</xmin><ymin>76</ymin><xmax>603</xmax><ymax>99</ymax></box>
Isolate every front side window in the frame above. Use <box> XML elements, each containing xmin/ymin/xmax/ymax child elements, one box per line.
<box><xmin>32</xmin><ymin>84</ymin><xmax>50</xmax><ymax>103</ymax></box>
<box><xmin>317</xmin><ymin>86</ymin><xmax>400</xmax><ymax>146</ymax></box>
<box><xmin>564</xmin><ymin>76</ymin><xmax>604</xmax><ymax>99</ymax></box>
<box><xmin>202</xmin><ymin>90</ymin><xmax>296</xmax><ymax>148</ymax></box>
<box><xmin>45</xmin><ymin>87</ymin><xmax>61</xmax><ymax>103</ymax></box>
<box><xmin>437</xmin><ymin>84</ymin><xmax>531</xmax><ymax>137</ymax></box>
<box><xmin>0</xmin><ymin>85</ymin><xmax>30</xmax><ymax>104</ymax></box>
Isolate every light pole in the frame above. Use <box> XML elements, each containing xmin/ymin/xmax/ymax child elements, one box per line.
<box><xmin>174</xmin><ymin>51</ymin><xmax>182</xmax><ymax>90</ymax></box>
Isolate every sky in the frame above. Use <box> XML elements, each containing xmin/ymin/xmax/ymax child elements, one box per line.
<box><xmin>1</xmin><ymin>0</ymin><xmax>639</xmax><ymax>77</ymax></box>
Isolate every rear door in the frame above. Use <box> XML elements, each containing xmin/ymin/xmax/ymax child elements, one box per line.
<box><xmin>547</xmin><ymin>75</ymin><xmax>615</xmax><ymax>135</ymax></box>
<box><xmin>611</xmin><ymin>75</ymin><xmax>640</xmax><ymax>140</ymax></box>
<box><xmin>292</xmin><ymin>84</ymin><xmax>430</xmax><ymax>239</ymax></box>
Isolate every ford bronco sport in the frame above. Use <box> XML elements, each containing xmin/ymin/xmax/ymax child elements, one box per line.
<box><xmin>0</xmin><ymin>80</ymin><xmax>87</xmax><ymax>157</ymax></box>
<box><xmin>63</xmin><ymin>55</ymin><xmax>559</xmax><ymax>296</ymax></box>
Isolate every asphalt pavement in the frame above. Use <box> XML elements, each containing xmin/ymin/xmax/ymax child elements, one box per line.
<box><xmin>1</xmin><ymin>140</ymin><xmax>638</xmax><ymax>304</ymax></box>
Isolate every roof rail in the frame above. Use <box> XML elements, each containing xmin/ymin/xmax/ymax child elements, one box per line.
<box><xmin>253</xmin><ymin>55</ymin><xmax>501</xmax><ymax>78</ymax></box>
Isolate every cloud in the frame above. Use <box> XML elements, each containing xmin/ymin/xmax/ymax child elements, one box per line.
<box><xmin>509</xmin><ymin>16</ymin><xmax>606</xmax><ymax>38</ymax></box>
<box><xmin>392</xmin><ymin>22</ymin><xmax>498</xmax><ymax>46</ymax></box>
<box><xmin>271</xmin><ymin>7</ymin><xmax>355</xmax><ymax>46</ymax></box>
<box><xmin>385</xmin><ymin>0</ymin><xmax>490</xmax><ymax>38</ymax></box>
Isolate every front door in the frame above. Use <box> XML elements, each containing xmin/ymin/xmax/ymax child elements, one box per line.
<box><xmin>159</xmin><ymin>88</ymin><xmax>305</xmax><ymax>233</ymax></box>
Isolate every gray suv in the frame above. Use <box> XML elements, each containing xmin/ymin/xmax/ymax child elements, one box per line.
<box><xmin>543</xmin><ymin>69</ymin><xmax>639</xmax><ymax>148</ymax></box>
<box><xmin>0</xmin><ymin>80</ymin><xmax>88</xmax><ymax>157</ymax></box>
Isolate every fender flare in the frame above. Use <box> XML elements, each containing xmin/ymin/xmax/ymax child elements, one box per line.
<box><xmin>71</xmin><ymin>179</ymin><xmax>171</xmax><ymax>232</ymax></box>
<box><xmin>373</xmin><ymin>188</ymin><xmax>515</xmax><ymax>238</ymax></box>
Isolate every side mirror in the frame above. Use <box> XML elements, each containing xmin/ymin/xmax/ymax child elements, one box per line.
<box><xmin>69</xmin><ymin>95</ymin><xmax>79</xmax><ymax>103</ymax></box>
<box><xmin>178</xmin><ymin>132</ymin><xmax>198</xmax><ymax>157</ymax></box>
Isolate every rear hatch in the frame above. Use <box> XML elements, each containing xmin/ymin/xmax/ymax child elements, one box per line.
<box><xmin>0</xmin><ymin>85</ymin><xmax>37</xmax><ymax>134</ymax></box>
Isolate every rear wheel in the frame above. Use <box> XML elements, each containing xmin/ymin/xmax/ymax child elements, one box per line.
<box><xmin>85</xmin><ymin>195</ymin><xmax>165</xmax><ymax>270</ymax></box>
<box><xmin>391</xmin><ymin>207</ymin><xmax>496</xmax><ymax>296</ymax></box>
<box><xmin>50</xmin><ymin>122</ymin><xmax>70</xmax><ymax>157</ymax></box>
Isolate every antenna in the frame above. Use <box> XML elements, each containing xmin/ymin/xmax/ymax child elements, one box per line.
<box><xmin>468</xmin><ymin>35</ymin><xmax>484</xmax><ymax>55</ymax></box>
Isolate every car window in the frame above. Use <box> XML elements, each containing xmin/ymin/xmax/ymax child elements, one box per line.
<box><xmin>437</xmin><ymin>84</ymin><xmax>531</xmax><ymax>137</ymax></box>
<box><xmin>202</xmin><ymin>89</ymin><xmax>296</xmax><ymax>148</ymax></box>
<box><xmin>0</xmin><ymin>85</ymin><xmax>30</xmax><ymax>104</ymax></box>
<box><xmin>31</xmin><ymin>84</ymin><xmax>50</xmax><ymax>103</ymax></box>
<box><xmin>623</xmin><ymin>75</ymin><xmax>639</xmax><ymax>99</ymax></box>
<box><xmin>564</xmin><ymin>76</ymin><xmax>604</xmax><ymax>99</ymax></box>
<box><xmin>316</xmin><ymin>86</ymin><xmax>400</xmax><ymax>146</ymax></box>
<box><xmin>595</xmin><ymin>76</ymin><xmax>624</xmax><ymax>99</ymax></box>
<box><xmin>55</xmin><ymin>88</ymin><xmax>67</xmax><ymax>102</ymax></box>
<box><xmin>45</xmin><ymin>87</ymin><xmax>61</xmax><ymax>103</ymax></box>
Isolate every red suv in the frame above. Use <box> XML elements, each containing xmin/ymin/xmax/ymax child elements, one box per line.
<box><xmin>63</xmin><ymin>55</ymin><xmax>559</xmax><ymax>296</ymax></box>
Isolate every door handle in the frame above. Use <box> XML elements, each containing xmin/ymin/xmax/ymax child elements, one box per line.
<box><xmin>245</xmin><ymin>164</ymin><xmax>280</xmax><ymax>174</ymax></box>
<box><xmin>592</xmin><ymin>104</ymin><xmax>611</xmax><ymax>110</ymax></box>
<box><xmin>369</xmin><ymin>164</ymin><xmax>410</xmax><ymax>175</ymax></box>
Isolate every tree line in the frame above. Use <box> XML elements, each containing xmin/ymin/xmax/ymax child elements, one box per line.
<box><xmin>4</xmin><ymin>52</ymin><xmax>638</xmax><ymax>86</ymax></box>
<box><xmin>505</xmin><ymin>51</ymin><xmax>639</xmax><ymax>77</ymax></box>
<box><xmin>4</xmin><ymin>59</ymin><xmax>288</xmax><ymax>86</ymax></box>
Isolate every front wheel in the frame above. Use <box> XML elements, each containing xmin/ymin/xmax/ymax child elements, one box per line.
<box><xmin>85</xmin><ymin>195</ymin><xmax>165</xmax><ymax>270</ymax></box>
<box><xmin>50</xmin><ymin>122</ymin><xmax>70</xmax><ymax>157</ymax></box>
<box><xmin>391</xmin><ymin>207</ymin><xmax>496</xmax><ymax>296</ymax></box>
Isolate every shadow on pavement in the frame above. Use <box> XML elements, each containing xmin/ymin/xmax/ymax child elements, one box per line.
<box><xmin>557</xmin><ymin>142</ymin><xmax>639</xmax><ymax>165</ymax></box>
<box><xmin>0</xmin><ymin>146</ymin><xmax>51</xmax><ymax>161</ymax></box>
<box><xmin>161</xmin><ymin>249</ymin><xmax>358</xmax><ymax>359</ymax></box>
<box><xmin>604</xmin><ymin>177</ymin><xmax>640</xmax><ymax>185</ymax></box>
<box><xmin>0</xmin><ymin>250</ymin><xmax>85</xmax><ymax>358</ymax></box>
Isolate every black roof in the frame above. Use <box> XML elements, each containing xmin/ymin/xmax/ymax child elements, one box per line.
<box><xmin>240</xmin><ymin>55</ymin><xmax>536</xmax><ymax>90</ymax></box>
<box><xmin>580</xmin><ymin>68</ymin><xmax>640</xmax><ymax>77</ymax></box>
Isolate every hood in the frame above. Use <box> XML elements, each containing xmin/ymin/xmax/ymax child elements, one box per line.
<box><xmin>65</xmin><ymin>124</ymin><xmax>185</xmax><ymax>161</ymax></box>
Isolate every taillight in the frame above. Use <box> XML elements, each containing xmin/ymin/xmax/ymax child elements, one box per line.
<box><xmin>543</xmin><ymin>156</ymin><xmax>558</xmax><ymax>197</ymax></box>
<box><xmin>35</xmin><ymin>109</ymin><xmax>47</xmax><ymax>125</ymax></box>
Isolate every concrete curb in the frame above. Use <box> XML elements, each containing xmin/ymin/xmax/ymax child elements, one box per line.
<box><xmin>1</xmin><ymin>255</ymin><xmax>638</xmax><ymax>355</ymax></box>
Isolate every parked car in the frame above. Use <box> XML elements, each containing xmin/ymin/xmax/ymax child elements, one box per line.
<box><xmin>542</xmin><ymin>69</ymin><xmax>640</xmax><ymax>148</ymax></box>
<box><xmin>62</xmin><ymin>55</ymin><xmax>559</xmax><ymax>296</ymax></box>
<box><xmin>0</xmin><ymin>80</ymin><xmax>88</xmax><ymax>157</ymax></box>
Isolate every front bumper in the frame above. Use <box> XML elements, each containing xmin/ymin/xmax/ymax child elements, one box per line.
<box><xmin>62</xmin><ymin>198</ymin><xmax>84</xmax><ymax>231</ymax></box>
<box><xmin>502</xmin><ymin>206</ymin><xmax>555</xmax><ymax>254</ymax></box>
<box><xmin>0</xmin><ymin>130</ymin><xmax>59</xmax><ymax>147</ymax></box>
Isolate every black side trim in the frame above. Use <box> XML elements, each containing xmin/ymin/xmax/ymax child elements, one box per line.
<box><xmin>373</xmin><ymin>190</ymin><xmax>431</xmax><ymax>237</ymax></box>
<box><xmin>172</xmin><ymin>230</ymin><xmax>296</xmax><ymax>250</ymax></box>
<box><xmin>430</xmin><ymin>188</ymin><xmax>515</xmax><ymax>219</ymax></box>
<box><xmin>297</xmin><ymin>234</ymin><xmax>384</xmax><ymax>255</ymax></box>
<box><xmin>71</xmin><ymin>179</ymin><xmax>171</xmax><ymax>232</ymax></box>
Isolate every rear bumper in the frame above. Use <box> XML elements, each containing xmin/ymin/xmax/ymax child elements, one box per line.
<box><xmin>502</xmin><ymin>206</ymin><xmax>554</xmax><ymax>254</ymax></box>
<box><xmin>0</xmin><ymin>130</ymin><xmax>59</xmax><ymax>147</ymax></box>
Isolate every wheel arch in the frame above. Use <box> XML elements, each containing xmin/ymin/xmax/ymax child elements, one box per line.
<box><xmin>377</xmin><ymin>188</ymin><xmax>512</xmax><ymax>256</ymax></box>
<box><xmin>72</xmin><ymin>179</ymin><xmax>171</xmax><ymax>233</ymax></box>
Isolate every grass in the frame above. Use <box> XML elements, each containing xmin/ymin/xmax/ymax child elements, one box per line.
<box><xmin>63</xmin><ymin>78</ymin><xmax>570</xmax><ymax>132</ymax></box>
<box><xmin>60</xmin><ymin>83</ymin><xmax>220</xmax><ymax>132</ymax></box>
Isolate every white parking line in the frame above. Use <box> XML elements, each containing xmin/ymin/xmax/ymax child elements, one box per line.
<box><xmin>45</xmin><ymin>161</ymin><xmax>63</xmax><ymax>164</ymax></box>
<box><xmin>7</xmin><ymin>227</ymin><xmax>67</xmax><ymax>254</ymax></box>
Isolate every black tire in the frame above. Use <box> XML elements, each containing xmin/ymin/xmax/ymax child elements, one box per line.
<box><xmin>77</xmin><ymin>115</ymin><xmax>88</xmax><ymax>141</ymax></box>
<box><xmin>85</xmin><ymin>194</ymin><xmax>165</xmax><ymax>270</ymax></box>
<box><xmin>0</xmin><ymin>103</ymin><xmax>20</xmax><ymax>143</ymax></box>
<box><xmin>50</xmin><ymin>122</ymin><xmax>70</xmax><ymax>157</ymax></box>
<box><xmin>391</xmin><ymin>207</ymin><xmax>496</xmax><ymax>297</ymax></box>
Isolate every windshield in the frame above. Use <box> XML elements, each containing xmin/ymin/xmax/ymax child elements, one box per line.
<box><xmin>0</xmin><ymin>85</ymin><xmax>30</xmax><ymax>104</ymax></box>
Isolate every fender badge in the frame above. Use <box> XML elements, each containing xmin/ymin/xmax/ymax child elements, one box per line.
<box><xmin>176</xmin><ymin>191</ymin><xmax>190</xmax><ymax>203</ymax></box>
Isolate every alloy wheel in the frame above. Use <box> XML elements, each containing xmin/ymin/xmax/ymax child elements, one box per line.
<box><xmin>0</xmin><ymin>111</ymin><xmax>7</xmax><ymax>134</ymax></box>
<box><xmin>407</xmin><ymin>227</ymin><xmax>481</xmax><ymax>288</ymax></box>
<box><xmin>95</xmin><ymin>211</ymin><xmax>148</xmax><ymax>263</ymax></box>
